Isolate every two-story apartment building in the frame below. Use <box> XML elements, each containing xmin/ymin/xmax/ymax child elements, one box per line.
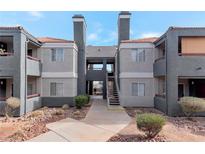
<box><xmin>1</xmin><ymin>12</ymin><xmax>205</xmax><ymax>116</ymax></box>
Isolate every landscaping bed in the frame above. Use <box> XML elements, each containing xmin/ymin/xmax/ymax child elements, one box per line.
<box><xmin>0</xmin><ymin>104</ymin><xmax>91</xmax><ymax>142</ymax></box>
<box><xmin>108</xmin><ymin>107</ymin><xmax>205</xmax><ymax>142</ymax></box>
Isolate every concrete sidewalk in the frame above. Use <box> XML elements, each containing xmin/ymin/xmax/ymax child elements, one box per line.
<box><xmin>29</xmin><ymin>99</ymin><xmax>131</xmax><ymax>142</ymax></box>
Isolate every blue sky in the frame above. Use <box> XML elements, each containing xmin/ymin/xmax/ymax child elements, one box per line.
<box><xmin>1</xmin><ymin>11</ymin><xmax>205</xmax><ymax>45</ymax></box>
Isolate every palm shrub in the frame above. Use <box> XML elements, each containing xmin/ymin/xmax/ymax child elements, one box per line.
<box><xmin>136</xmin><ymin>113</ymin><xmax>166</xmax><ymax>138</ymax></box>
<box><xmin>179</xmin><ymin>96</ymin><xmax>205</xmax><ymax>117</ymax></box>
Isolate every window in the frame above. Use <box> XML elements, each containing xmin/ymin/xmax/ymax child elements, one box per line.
<box><xmin>27</xmin><ymin>83</ymin><xmax>33</xmax><ymax>95</ymax></box>
<box><xmin>132</xmin><ymin>83</ymin><xmax>145</xmax><ymax>96</ymax></box>
<box><xmin>50</xmin><ymin>82</ymin><xmax>64</xmax><ymax>96</ymax></box>
<box><xmin>51</xmin><ymin>48</ymin><xmax>64</xmax><ymax>62</ymax></box>
<box><xmin>132</xmin><ymin>49</ymin><xmax>145</xmax><ymax>62</ymax></box>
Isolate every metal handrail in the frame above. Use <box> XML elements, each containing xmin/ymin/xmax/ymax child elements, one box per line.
<box><xmin>27</xmin><ymin>55</ymin><xmax>41</xmax><ymax>62</ymax></box>
<box><xmin>106</xmin><ymin>72</ymin><xmax>110</xmax><ymax>106</ymax></box>
<box><xmin>115</xmin><ymin>74</ymin><xmax>121</xmax><ymax>105</ymax></box>
<box><xmin>27</xmin><ymin>93</ymin><xmax>40</xmax><ymax>99</ymax></box>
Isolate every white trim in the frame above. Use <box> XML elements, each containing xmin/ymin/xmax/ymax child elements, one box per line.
<box><xmin>42</xmin><ymin>72</ymin><xmax>78</xmax><ymax>78</ymax></box>
<box><xmin>41</xmin><ymin>43</ymin><xmax>78</xmax><ymax>50</ymax></box>
<box><xmin>119</xmin><ymin>15</ymin><xmax>131</xmax><ymax>18</ymax></box>
<box><xmin>119</xmin><ymin>42</ymin><xmax>155</xmax><ymax>49</ymax></box>
<box><xmin>120</xmin><ymin>72</ymin><xmax>153</xmax><ymax>78</ymax></box>
<box><xmin>72</xmin><ymin>18</ymin><xmax>85</xmax><ymax>22</ymax></box>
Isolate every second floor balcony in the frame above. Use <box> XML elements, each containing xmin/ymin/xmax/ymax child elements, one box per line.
<box><xmin>27</xmin><ymin>55</ymin><xmax>41</xmax><ymax>76</ymax></box>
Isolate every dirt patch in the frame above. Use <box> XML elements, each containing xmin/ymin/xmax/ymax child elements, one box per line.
<box><xmin>108</xmin><ymin>107</ymin><xmax>205</xmax><ymax>142</ymax></box>
<box><xmin>0</xmin><ymin>104</ymin><xmax>91</xmax><ymax>142</ymax></box>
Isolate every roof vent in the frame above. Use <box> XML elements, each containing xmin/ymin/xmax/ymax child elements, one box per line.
<box><xmin>97</xmin><ymin>48</ymin><xmax>101</xmax><ymax>52</ymax></box>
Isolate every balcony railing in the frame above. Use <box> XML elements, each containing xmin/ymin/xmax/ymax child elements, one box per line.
<box><xmin>179</xmin><ymin>53</ymin><xmax>205</xmax><ymax>56</ymax></box>
<box><xmin>27</xmin><ymin>94</ymin><xmax>40</xmax><ymax>99</ymax></box>
<box><xmin>0</xmin><ymin>52</ymin><xmax>14</xmax><ymax>56</ymax></box>
<box><xmin>27</xmin><ymin>55</ymin><xmax>41</xmax><ymax>62</ymax></box>
<box><xmin>0</xmin><ymin>97</ymin><xmax>9</xmax><ymax>101</ymax></box>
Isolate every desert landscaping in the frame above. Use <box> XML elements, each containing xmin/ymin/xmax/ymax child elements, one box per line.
<box><xmin>0</xmin><ymin>104</ymin><xmax>91</xmax><ymax>142</ymax></box>
<box><xmin>108</xmin><ymin>107</ymin><xmax>205</xmax><ymax>142</ymax></box>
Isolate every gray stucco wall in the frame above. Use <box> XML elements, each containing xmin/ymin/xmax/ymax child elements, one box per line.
<box><xmin>154</xmin><ymin>28</ymin><xmax>205</xmax><ymax>116</ymax></box>
<box><xmin>73</xmin><ymin>16</ymin><xmax>86</xmax><ymax>95</ymax></box>
<box><xmin>120</xmin><ymin>48</ymin><xmax>154</xmax><ymax>73</ymax></box>
<box><xmin>40</xmin><ymin>48</ymin><xmax>76</xmax><ymax>73</ymax></box>
<box><xmin>0</xmin><ymin>30</ymin><xmax>28</xmax><ymax>116</ymax></box>
<box><xmin>41</xmin><ymin>78</ymin><xmax>77</xmax><ymax>97</ymax></box>
<box><xmin>120</xmin><ymin>78</ymin><xmax>154</xmax><ymax>107</ymax></box>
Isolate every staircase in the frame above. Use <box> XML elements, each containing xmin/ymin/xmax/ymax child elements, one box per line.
<box><xmin>107</xmin><ymin>76</ymin><xmax>120</xmax><ymax>106</ymax></box>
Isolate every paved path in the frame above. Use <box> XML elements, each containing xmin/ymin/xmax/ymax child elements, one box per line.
<box><xmin>29</xmin><ymin>99</ymin><xmax>131</xmax><ymax>142</ymax></box>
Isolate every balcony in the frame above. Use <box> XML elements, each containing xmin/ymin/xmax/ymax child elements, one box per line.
<box><xmin>153</xmin><ymin>56</ymin><xmax>166</xmax><ymax>76</ymax></box>
<box><xmin>86</xmin><ymin>68</ymin><xmax>106</xmax><ymax>81</ymax></box>
<box><xmin>178</xmin><ymin>53</ymin><xmax>205</xmax><ymax>77</ymax></box>
<box><xmin>26</xmin><ymin>93</ymin><xmax>41</xmax><ymax>112</ymax></box>
<box><xmin>26</xmin><ymin>55</ymin><xmax>41</xmax><ymax>76</ymax></box>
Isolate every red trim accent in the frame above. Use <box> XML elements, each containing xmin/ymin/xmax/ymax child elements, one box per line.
<box><xmin>27</xmin><ymin>55</ymin><xmax>41</xmax><ymax>62</ymax></box>
<box><xmin>0</xmin><ymin>97</ymin><xmax>8</xmax><ymax>101</ymax></box>
<box><xmin>0</xmin><ymin>52</ymin><xmax>14</xmax><ymax>56</ymax></box>
<box><xmin>27</xmin><ymin>94</ymin><xmax>40</xmax><ymax>99</ymax></box>
<box><xmin>179</xmin><ymin>53</ymin><xmax>205</xmax><ymax>56</ymax></box>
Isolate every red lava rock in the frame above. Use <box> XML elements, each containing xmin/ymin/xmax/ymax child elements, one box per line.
<box><xmin>0</xmin><ymin>105</ymin><xmax>91</xmax><ymax>142</ymax></box>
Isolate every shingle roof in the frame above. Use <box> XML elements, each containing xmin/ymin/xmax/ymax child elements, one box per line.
<box><xmin>37</xmin><ymin>37</ymin><xmax>74</xmax><ymax>43</ymax></box>
<box><xmin>121</xmin><ymin>37</ymin><xmax>159</xmax><ymax>43</ymax></box>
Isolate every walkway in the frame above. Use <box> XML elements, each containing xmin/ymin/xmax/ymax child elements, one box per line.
<box><xmin>29</xmin><ymin>99</ymin><xmax>131</xmax><ymax>142</ymax></box>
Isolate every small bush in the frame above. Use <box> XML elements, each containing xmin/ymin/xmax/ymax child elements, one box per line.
<box><xmin>6</xmin><ymin>97</ymin><xmax>20</xmax><ymax>109</ymax></box>
<box><xmin>4</xmin><ymin>97</ymin><xmax>21</xmax><ymax>120</ymax></box>
<box><xmin>179</xmin><ymin>97</ymin><xmax>205</xmax><ymax>117</ymax></box>
<box><xmin>62</xmin><ymin>104</ymin><xmax>69</xmax><ymax>110</ymax></box>
<box><xmin>136</xmin><ymin>113</ymin><xmax>166</xmax><ymax>138</ymax></box>
<box><xmin>85</xmin><ymin>94</ymin><xmax>90</xmax><ymax>103</ymax></box>
<box><xmin>75</xmin><ymin>95</ymin><xmax>87</xmax><ymax>109</ymax></box>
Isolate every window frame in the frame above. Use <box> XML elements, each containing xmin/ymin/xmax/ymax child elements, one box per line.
<box><xmin>51</xmin><ymin>48</ymin><xmax>64</xmax><ymax>62</ymax></box>
<box><xmin>133</xmin><ymin>48</ymin><xmax>145</xmax><ymax>63</ymax></box>
<box><xmin>132</xmin><ymin>83</ymin><xmax>145</xmax><ymax>96</ymax></box>
<box><xmin>50</xmin><ymin>82</ymin><xmax>64</xmax><ymax>96</ymax></box>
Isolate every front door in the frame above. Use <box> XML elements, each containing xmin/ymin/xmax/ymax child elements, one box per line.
<box><xmin>178</xmin><ymin>84</ymin><xmax>184</xmax><ymax>98</ymax></box>
<box><xmin>0</xmin><ymin>79</ymin><xmax>6</xmax><ymax>98</ymax></box>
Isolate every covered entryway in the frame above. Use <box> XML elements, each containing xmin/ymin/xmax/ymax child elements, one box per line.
<box><xmin>178</xmin><ymin>78</ymin><xmax>205</xmax><ymax>98</ymax></box>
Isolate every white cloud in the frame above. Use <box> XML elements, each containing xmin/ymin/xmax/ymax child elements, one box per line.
<box><xmin>28</xmin><ymin>11</ymin><xmax>44</xmax><ymax>20</ymax></box>
<box><xmin>88</xmin><ymin>33</ymin><xmax>99</xmax><ymax>41</ymax></box>
<box><xmin>140</xmin><ymin>32</ymin><xmax>161</xmax><ymax>38</ymax></box>
<box><xmin>102</xmin><ymin>31</ymin><xmax>117</xmax><ymax>43</ymax></box>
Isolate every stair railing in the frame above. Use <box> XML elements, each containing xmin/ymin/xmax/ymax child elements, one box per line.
<box><xmin>115</xmin><ymin>74</ymin><xmax>121</xmax><ymax>105</ymax></box>
<box><xmin>106</xmin><ymin>72</ymin><xmax>110</xmax><ymax>106</ymax></box>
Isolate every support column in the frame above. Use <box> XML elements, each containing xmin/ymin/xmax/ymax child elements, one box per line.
<box><xmin>103</xmin><ymin>59</ymin><xmax>107</xmax><ymax>99</ymax></box>
<box><xmin>166</xmin><ymin>32</ymin><xmax>181</xmax><ymax>116</ymax></box>
<box><xmin>13</xmin><ymin>33</ymin><xmax>27</xmax><ymax>116</ymax></box>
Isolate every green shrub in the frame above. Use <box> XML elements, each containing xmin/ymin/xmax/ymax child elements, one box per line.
<box><xmin>179</xmin><ymin>97</ymin><xmax>205</xmax><ymax>117</ymax></box>
<box><xmin>85</xmin><ymin>94</ymin><xmax>90</xmax><ymax>103</ymax></box>
<box><xmin>136</xmin><ymin>113</ymin><xmax>166</xmax><ymax>138</ymax></box>
<box><xmin>75</xmin><ymin>95</ymin><xmax>87</xmax><ymax>109</ymax></box>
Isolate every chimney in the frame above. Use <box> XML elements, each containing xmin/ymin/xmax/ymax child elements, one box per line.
<box><xmin>72</xmin><ymin>14</ymin><xmax>86</xmax><ymax>95</ymax></box>
<box><xmin>118</xmin><ymin>11</ymin><xmax>131</xmax><ymax>45</ymax></box>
